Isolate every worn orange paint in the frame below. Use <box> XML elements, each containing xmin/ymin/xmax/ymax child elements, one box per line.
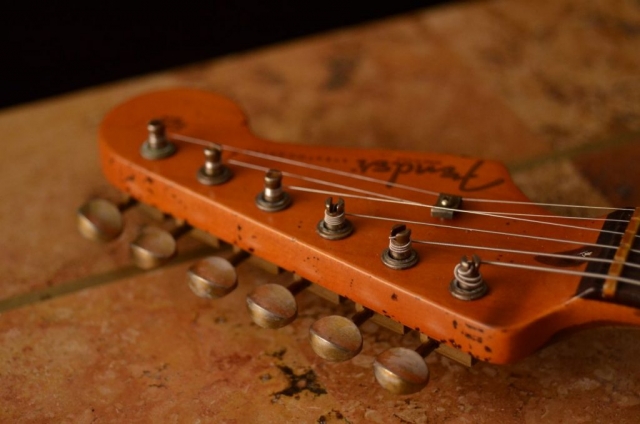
<box><xmin>99</xmin><ymin>89</ymin><xmax>640</xmax><ymax>364</ymax></box>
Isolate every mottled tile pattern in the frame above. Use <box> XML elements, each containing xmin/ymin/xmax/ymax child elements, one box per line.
<box><xmin>2</xmin><ymin>0</ymin><xmax>639</xmax><ymax>422</ymax></box>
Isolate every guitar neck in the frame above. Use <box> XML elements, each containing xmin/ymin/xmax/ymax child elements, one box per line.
<box><xmin>98</xmin><ymin>88</ymin><xmax>640</xmax><ymax>364</ymax></box>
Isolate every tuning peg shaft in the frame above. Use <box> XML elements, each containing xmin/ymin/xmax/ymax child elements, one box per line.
<box><xmin>309</xmin><ymin>308</ymin><xmax>373</xmax><ymax>362</ymax></box>
<box><xmin>246</xmin><ymin>275</ymin><xmax>310</xmax><ymax>329</ymax></box>
<box><xmin>77</xmin><ymin>198</ymin><xmax>136</xmax><ymax>242</ymax></box>
<box><xmin>373</xmin><ymin>338</ymin><xmax>439</xmax><ymax>394</ymax></box>
<box><xmin>130</xmin><ymin>221</ymin><xmax>191</xmax><ymax>269</ymax></box>
<box><xmin>187</xmin><ymin>249</ymin><xmax>249</xmax><ymax>299</ymax></box>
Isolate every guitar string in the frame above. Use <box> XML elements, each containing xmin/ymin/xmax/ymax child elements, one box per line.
<box><xmin>345</xmin><ymin>212</ymin><xmax>640</xmax><ymax>256</ymax></box>
<box><xmin>408</xmin><ymin>239</ymin><xmax>640</xmax><ymax>273</ymax></box>
<box><xmin>169</xmin><ymin>133</ymin><xmax>633</xmax><ymax>214</ymax></box>
<box><xmin>167</xmin><ymin>133</ymin><xmax>634</xmax><ymax>247</ymax></box>
<box><xmin>168</xmin><ymin>134</ymin><xmax>640</xmax><ymax>292</ymax></box>
<box><xmin>229</xmin><ymin>158</ymin><xmax>631</xmax><ymax>238</ymax></box>
<box><xmin>287</xmin><ymin>185</ymin><xmax>640</xmax><ymax>250</ymax></box>
<box><xmin>479</xmin><ymin>259</ymin><xmax>640</xmax><ymax>286</ymax></box>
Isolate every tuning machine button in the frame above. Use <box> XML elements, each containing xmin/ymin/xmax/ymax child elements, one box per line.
<box><xmin>255</xmin><ymin>169</ymin><xmax>291</xmax><ymax>212</ymax></box>
<box><xmin>140</xmin><ymin>119</ymin><xmax>176</xmax><ymax>160</ymax></box>
<box><xmin>77</xmin><ymin>198</ymin><xmax>136</xmax><ymax>242</ymax></box>
<box><xmin>373</xmin><ymin>339</ymin><xmax>439</xmax><ymax>394</ymax></box>
<box><xmin>309</xmin><ymin>308</ymin><xmax>373</xmax><ymax>362</ymax></box>
<box><xmin>187</xmin><ymin>249</ymin><xmax>249</xmax><ymax>299</ymax></box>
<box><xmin>246</xmin><ymin>275</ymin><xmax>310</xmax><ymax>329</ymax></box>
<box><xmin>130</xmin><ymin>221</ymin><xmax>191</xmax><ymax>269</ymax></box>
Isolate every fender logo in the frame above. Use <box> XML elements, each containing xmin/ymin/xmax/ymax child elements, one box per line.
<box><xmin>356</xmin><ymin>159</ymin><xmax>504</xmax><ymax>192</ymax></box>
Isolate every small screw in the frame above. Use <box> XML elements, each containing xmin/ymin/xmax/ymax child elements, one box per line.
<box><xmin>140</xmin><ymin>119</ymin><xmax>176</xmax><ymax>160</ymax></box>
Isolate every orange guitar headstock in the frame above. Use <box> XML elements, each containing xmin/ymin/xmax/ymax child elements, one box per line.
<box><xmin>81</xmin><ymin>88</ymin><xmax>640</xmax><ymax>394</ymax></box>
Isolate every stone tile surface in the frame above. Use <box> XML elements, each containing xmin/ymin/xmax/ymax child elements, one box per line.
<box><xmin>1</xmin><ymin>0</ymin><xmax>639</xmax><ymax>422</ymax></box>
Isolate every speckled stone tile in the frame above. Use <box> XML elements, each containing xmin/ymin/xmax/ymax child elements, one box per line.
<box><xmin>2</xmin><ymin>0</ymin><xmax>640</xmax><ymax>422</ymax></box>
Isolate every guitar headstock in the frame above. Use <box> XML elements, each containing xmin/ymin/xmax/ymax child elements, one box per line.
<box><xmin>84</xmin><ymin>88</ymin><xmax>639</xmax><ymax>393</ymax></box>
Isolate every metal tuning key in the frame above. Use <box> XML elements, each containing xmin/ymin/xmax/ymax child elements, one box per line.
<box><xmin>255</xmin><ymin>169</ymin><xmax>291</xmax><ymax>212</ymax></box>
<box><xmin>77</xmin><ymin>198</ymin><xmax>136</xmax><ymax>242</ymax></box>
<box><xmin>449</xmin><ymin>254</ymin><xmax>487</xmax><ymax>301</ymax></box>
<box><xmin>316</xmin><ymin>197</ymin><xmax>353</xmax><ymax>240</ymax></box>
<box><xmin>381</xmin><ymin>224</ymin><xmax>418</xmax><ymax>270</ymax></box>
<box><xmin>197</xmin><ymin>144</ymin><xmax>232</xmax><ymax>185</ymax></box>
<box><xmin>140</xmin><ymin>119</ymin><xmax>176</xmax><ymax>160</ymax></box>
<box><xmin>373</xmin><ymin>338</ymin><xmax>440</xmax><ymax>395</ymax></box>
<box><xmin>309</xmin><ymin>308</ymin><xmax>373</xmax><ymax>362</ymax></box>
<box><xmin>129</xmin><ymin>220</ymin><xmax>191</xmax><ymax>269</ymax></box>
<box><xmin>187</xmin><ymin>249</ymin><xmax>250</xmax><ymax>299</ymax></box>
<box><xmin>246</xmin><ymin>275</ymin><xmax>310</xmax><ymax>329</ymax></box>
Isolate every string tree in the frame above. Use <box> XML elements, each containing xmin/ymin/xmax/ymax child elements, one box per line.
<box><xmin>255</xmin><ymin>169</ymin><xmax>292</xmax><ymax>212</ymax></box>
<box><xmin>381</xmin><ymin>224</ymin><xmax>418</xmax><ymax>270</ymax></box>
<box><xmin>431</xmin><ymin>193</ymin><xmax>462</xmax><ymax>220</ymax></box>
<box><xmin>449</xmin><ymin>254</ymin><xmax>487</xmax><ymax>301</ymax></box>
<box><xmin>197</xmin><ymin>144</ymin><xmax>232</xmax><ymax>185</ymax></box>
<box><xmin>316</xmin><ymin>197</ymin><xmax>354</xmax><ymax>240</ymax></box>
<box><xmin>140</xmin><ymin>119</ymin><xmax>176</xmax><ymax>160</ymax></box>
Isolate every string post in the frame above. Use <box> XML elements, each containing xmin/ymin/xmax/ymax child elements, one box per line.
<box><xmin>381</xmin><ymin>224</ymin><xmax>418</xmax><ymax>270</ymax></box>
<box><xmin>255</xmin><ymin>169</ymin><xmax>292</xmax><ymax>212</ymax></box>
<box><xmin>140</xmin><ymin>119</ymin><xmax>176</xmax><ymax>160</ymax></box>
<box><xmin>431</xmin><ymin>193</ymin><xmax>462</xmax><ymax>220</ymax></box>
<box><xmin>449</xmin><ymin>254</ymin><xmax>487</xmax><ymax>301</ymax></box>
<box><xmin>197</xmin><ymin>144</ymin><xmax>232</xmax><ymax>185</ymax></box>
<box><xmin>317</xmin><ymin>197</ymin><xmax>354</xmax><ymax>240</ymax></box>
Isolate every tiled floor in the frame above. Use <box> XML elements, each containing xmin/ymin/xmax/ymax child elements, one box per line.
<box><xmin>1</xmin><ymin>1</ymin><xmax>639</xmax><ymax>422</ymax></box>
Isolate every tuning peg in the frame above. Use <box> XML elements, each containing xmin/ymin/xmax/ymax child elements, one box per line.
<box><xmin>309</xmin><ymin>308</ymin><xmax>373</xmax><ymax>362</ymax></box>
<box><xmin>255</xmin><ymin>169</ymin><xmax>291</xmax><ymax>212</ymax></box>
<box><xmin>187</xmin><ymin>249</ymin><xmax>249</xmax><ymax>299</ymax></box>
<box><xmin>77</xmin><ymin>198</ymin><xmax>136</xmax><ymax>242</ymax></box>
<box><xmin>246</xmin><ymin>275</ymin><xmax>310</xmax><ymax>329</ymax></box>
<box><xmin>140</xmin><ymin>119</ymin><xmax>176</xmax><ymax>160</ymax></box>
<box><xmin>130</xmin><ymin>221</ymin><xmax>191</xmax><ymax>269</ymax></box>
<box><xmin>373</xmin><ymin>338</ymin><xmax>439</xmax><ymax>395</ymax></box>
<box><xmin>381</xmin><ymin>224</ymin><xmax>418</xmax><ymax>270</ymax></box>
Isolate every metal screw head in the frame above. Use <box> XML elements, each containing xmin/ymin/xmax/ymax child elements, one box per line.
<box><xmin>77</xmin><ymin>199</ymin><xmax>124</xmax><ymax>242</ymax></box>
<box><xmin>373</xmin><ymin>347</ymin><xmax>430</xmax><ymax>395</ymax></box>
<box><xmin>187</xmin><ymin>257</ymin><xmax>238</xmax><ymax>299</ymax></box>
<box><xmin>309</xmin><ymin>315</ymin><xmax>363</xmax><ymax>362</ymax></box>
<box><xmin>130</xmin><ymin>226</ymin><xmax>177</xmax><ymax>269</ymax></box>
<box><xmin>246</xmin><ymin>283</ymin><xmax>298</xmax><ymax>329</ymax></box>
<box><xmin>140</xmin><ymin>119</ymin><xmax>176</xmax><ymax>160</ymax></box>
